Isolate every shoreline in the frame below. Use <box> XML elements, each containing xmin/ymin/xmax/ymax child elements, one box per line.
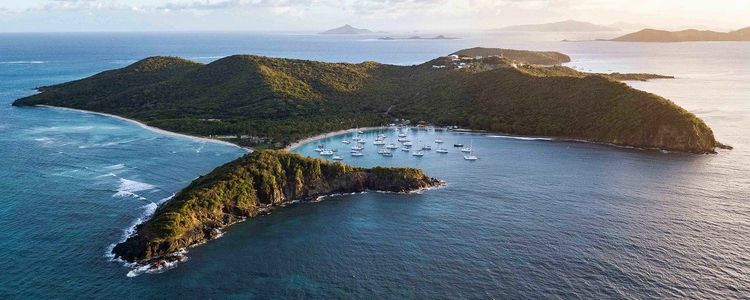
<box><xmin>36</xmin><ymin>105</ymin><xmax>251</xmax><ymax>152</ymax></box>
<box><xmin>286</xmin><ymin>126</ymin><xmax>388</xmax><ymax>150</ymax></box>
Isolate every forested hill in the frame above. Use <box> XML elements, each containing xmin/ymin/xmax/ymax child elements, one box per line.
<box><xmin>14</xmin><ymin>48</ymin><xmax>719</xmax><ymax>153</ymax></box>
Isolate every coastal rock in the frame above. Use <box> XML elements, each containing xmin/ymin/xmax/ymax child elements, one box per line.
<box><xmin>112</xmin><ymin>150</ymin><xmax>441</xmax><ymax>263</ymax></box>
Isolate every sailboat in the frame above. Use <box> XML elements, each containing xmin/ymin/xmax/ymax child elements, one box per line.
<box><xmin>435</xmin><ymin>139</ymin><xmax>444</xmax><ymax>143</ymax></box>
<box><xmin>332</xmin><ymin>155</ymin><xmax>343</xmax><ymax>161</ymax></box>
<box><xmin>412</xmin><ymin>150</ymin><xmax>424</xmax><ymax>157</ymax></box>
<box><xmin>320</xmin><ymin>150</ymin><xmax>334</xmax><ymax>156</ymax></box>
<box><xmin>342</xmin><ymin>139</ymin><xmax>350</xmax><ymax>144</ymax></box>
<box><xmin>461</xmin><ymin>140</ymin><xmax>472</xmax><ymax>153</ymax></box>
<box><xmin>436</xmin><ymin>148</ymin><xmax>448</xmax><ymax>154</ymax></box>
<box><xmin>463</xmin><ymin>140</ymin><xmax>478</xmax><ymax>160</ymax></box>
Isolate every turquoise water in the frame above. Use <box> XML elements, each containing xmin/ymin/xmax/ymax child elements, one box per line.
<box><xmin>1</xmin><ymin>32</ymin><xmax>749</xmax><ymax>298</ymax></box>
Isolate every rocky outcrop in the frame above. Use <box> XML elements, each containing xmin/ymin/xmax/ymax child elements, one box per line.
<box><xmin>112</xmin><ymin>150</ymin><xmax>441</xmax><ymax>263</ymax></box>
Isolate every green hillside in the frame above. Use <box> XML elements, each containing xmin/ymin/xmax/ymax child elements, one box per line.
<box><xmin>112</xmin><ymin>150</ymin><xmax>440</xmax><ymax>262</ymax></box>
<box><xmin>14</xmin><ymin>48</ymin><xmax>718</xmax><ymax>153</ymax></box>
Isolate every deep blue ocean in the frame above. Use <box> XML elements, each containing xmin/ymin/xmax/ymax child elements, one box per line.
<box><xmin>1</xmin><ymin>32</ymin><xmax>749</xmax><ymax>299</ymax></box>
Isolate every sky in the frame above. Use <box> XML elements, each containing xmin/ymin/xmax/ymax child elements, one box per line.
<box><xmin>0</xmin><ymin>0</ymin><xmax>747</xmax><ymax>32</ymax></box>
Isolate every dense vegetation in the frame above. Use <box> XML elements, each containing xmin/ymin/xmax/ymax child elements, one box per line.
<box><xmin>14</xmin><ymin>47</ymin><xmax>718</xmax><ymax>153</ymax></box>
<box><xmin>451</xmin><ymin>47</ymin><xmax>571</xmax><ymax>65</ymax></box>
<box><xmin>112</xmin><ymin>150</ymin><xmax>440</xmax><ymax>262</ymax></box>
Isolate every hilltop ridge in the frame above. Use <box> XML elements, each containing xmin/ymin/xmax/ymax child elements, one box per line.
<box><xmin>612</xmin><ymin>27</ymin><xmax>750</xmax><ymax>42</ymax></box>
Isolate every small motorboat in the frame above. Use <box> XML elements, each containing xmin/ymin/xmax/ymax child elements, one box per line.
<box><xmin>351</xmin><ymin>151</ymin><xmax>364</xmax><ymax>157</ymax></box>
<box><xmin>401</xmin><ymin>147</ymin><xmax>411</xmax><ymax>152</ymax></box>
<box><xmin>435</xmin><ymin>139</ymin><xmax>444</xmax><ymax>143</ymax></box>
<box><xmin>342</xmin><ymin>140</ymin><xmax>350</xmax><ymax>144</ymax></box>
<box><xmin>422</xmin><ymin>145</ymin><xmax>432</xmax><ymax>151</ymax></box>
<box><xmin>453</xmin><ymin>143</ymin><xmax>464</xmax><ymax>147</ymax></box>
<box><xmin>320</xmin><ymin>150</ymin><xmax>334</xmax><ymax>156</ymax></box>
<box><xmin>464</xmin><ymin>154</ymin><xmax>478</xmax><ymax>161</ymax></box>
<box><xmin>332</xmin><ymin>155</ymin><xmax>343</xmax><ymax>160</ymax></box>
<box><xmin>403</xmin><ymin>141</ymin><xmax>413</xmax><ymax>147</ymax></box>
<box><xmin>436</xmin><ymin>148</ymin><xmax>448</xmax><ymax>154</ymax></box>
<box><xmin>386</xmin><ymin>144</ymin><xmax>398</xmax><ymax>149</ymax></box>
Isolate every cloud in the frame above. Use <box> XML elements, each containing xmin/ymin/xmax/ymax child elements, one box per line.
<box><xmin>154</xmin><ymin>0</ymin><xmax>321</xmax><ymax>12</ymax></box>
<box><xmin>25</xmin><ymin>0</ymin><xmax>140</xmax><ymax>12</ymax></box>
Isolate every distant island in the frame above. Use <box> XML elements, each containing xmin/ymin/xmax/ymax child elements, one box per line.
<box><xmin>320</xmin><ymin>24</ymin><xmax>374</xmax><ymax>35</ymax></box>
<box><xmin>378</xmin><ymin>35</ymin><xmax>459</xmax><ymax>40</ymax></box>
<box><xmin>112</xmin><ymin>150</ymin><xmax>441</xmax><ymax>265</ymax></box>
<box><xmin>14</xmin><ymin>47</ymin><xmax>720</xmax><ymax>154</ymax></box>
<box><xmin>495</xmin><ymin>20</ymin><xmax>620</xmax><ymax>32</ymax></box>
<box><xmin>611</xmin><ymin>26</ymin><xmax>750</xmax><ymax>42</ymax></box>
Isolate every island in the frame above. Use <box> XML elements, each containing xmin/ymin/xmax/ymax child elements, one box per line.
<box><xmin>12</xmin><ymin>46</ymin><xmax>727</xmax><ymax>271</ymax></box>
<box><xmin>378</xmin><ymin>35</ymin><xmax>459</xmax><ymax>40</ymax></box>
<box><xmin>494</xmin><ymin>20</ymin><xmax>619</xmax><ymax>32</ymax></box>
<box><xmin>112</xmin><ymin>150</ymin><xmax>441</xmax><ymax>264</ymax></box>
<box><xmin>320</xmin><ymin>24</ymin><xmax>374</xmax><ymax>35</ymax></box>
<box><xmin>14</xmin><ymin>47</ymin><xmax>720</xmax><ymax>154</ymax></box>
<box><xmin>611</xmin><ymin>27</ymin><xmax>750</xmax><ymax>42</ymax></box>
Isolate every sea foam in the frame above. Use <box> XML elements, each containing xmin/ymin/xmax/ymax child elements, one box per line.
<box><xmin>113</xmin><ymin>178</ymin><xmax>156</xmax><ymax>199</ymax></box>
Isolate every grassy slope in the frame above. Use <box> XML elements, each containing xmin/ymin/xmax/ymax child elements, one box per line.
<box><xmin>14</xmin><ymin>50</ymin><xmax>717</xmax><ymax>153</ymax></box>
<box><xmin>112</xmin><ymin>150</ymin><xmax>439</xmax><ymax>262</ymax></box>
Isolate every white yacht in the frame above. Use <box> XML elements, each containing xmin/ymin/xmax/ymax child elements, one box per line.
<box><xmin>351</xmin><ymin>151</ymin><xmax>364</xmax><ymax>157</ymax></box>
<box><xmin>398</xmin><ymin>133</ymin><xmax>407</xmax><ymax>138</ymax></box>
<box><xmin>386</xmin><ymin>143</ymin><xmax>398</xmax><ymax>149</ymax></box>
<box><xmin>332</xmin><ymin>155</ymin><xmax>343</xmax><ymax>161</ymax></box>
<box><xmin>351</xmin><ymin>145</ymin><xmax>364</xmax><ymax>151</ymax></box>
<box><xmin>401</xmin><ymin>147</ymin><xmax>411</xmax><ymax>152</ymax></box>
<box><xmin>320</xmin><ymin>150</ymin><xmax>334</xmax><ymax>156</ymax></box>
<box><xmin>435</xmin><ymin>139</ymin><xmax>444</xmax><ymax>144</ymax></box>
<box><xmin>342</xmin><ymin>139</ymin><xmax>350</xmax><ymax>144</ymax></box>
<box><xmin>422</xmin><ymin>145</ymin><xmax>432</xmax><ymax>151</ymax></box>
<box><xmin>463</xmin><ymin>140</ymin><xmax>478</xmax><ymax>160</ymax></box>
<box><xmin>403</xmin><ymin>141</ymin><xmax>413</xmax><ymax>147</ymax></box>
<box><xmin>412</xmin><ymin>151</ymin><xmax>424</xmax><ymax>157</ymax></box>
<box><xmin>373</xmin><ymin>140</ymin><xmax>386</xmax><ymax>145</ymax></box>
<box><xmin>436</xmin><ymin>148</ymin><xmax>448</xmax><ymax>154</ymax></box>
<box><xmin>397</xmin><ymin>138</ymin><xmax>409</xmax><ymax>142</ymax></box>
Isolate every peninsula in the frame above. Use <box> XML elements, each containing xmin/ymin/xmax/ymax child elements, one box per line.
<box><xmin>495</xmin><ymin>20</ymin><xmax>619</xmax><ymax>32</ymax></box>
<box><xmin>112</xmin><ymin>150</ymin><xmax>441</xmax><ymax>263</ymax></box>
<box><xmin>611</xmin><ymin>27</ymin><xmax>750</xmax><ymax>42</ymax></box>
<box><xmin>14</xmin><ymin>47</ymin><xmax>719</xmax><ymax>153</ymax></box>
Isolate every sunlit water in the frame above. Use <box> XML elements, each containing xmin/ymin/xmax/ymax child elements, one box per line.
<box><xmin>0</xmin><ymin>32</ymin><xmax>748</xmax><ymax>298</ymax></box>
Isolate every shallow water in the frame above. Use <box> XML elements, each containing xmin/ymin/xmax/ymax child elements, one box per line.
<box><xmin>1</xmin><ymin>32</ymin><xmax>748</xmax><ymax>298</ymax></box>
